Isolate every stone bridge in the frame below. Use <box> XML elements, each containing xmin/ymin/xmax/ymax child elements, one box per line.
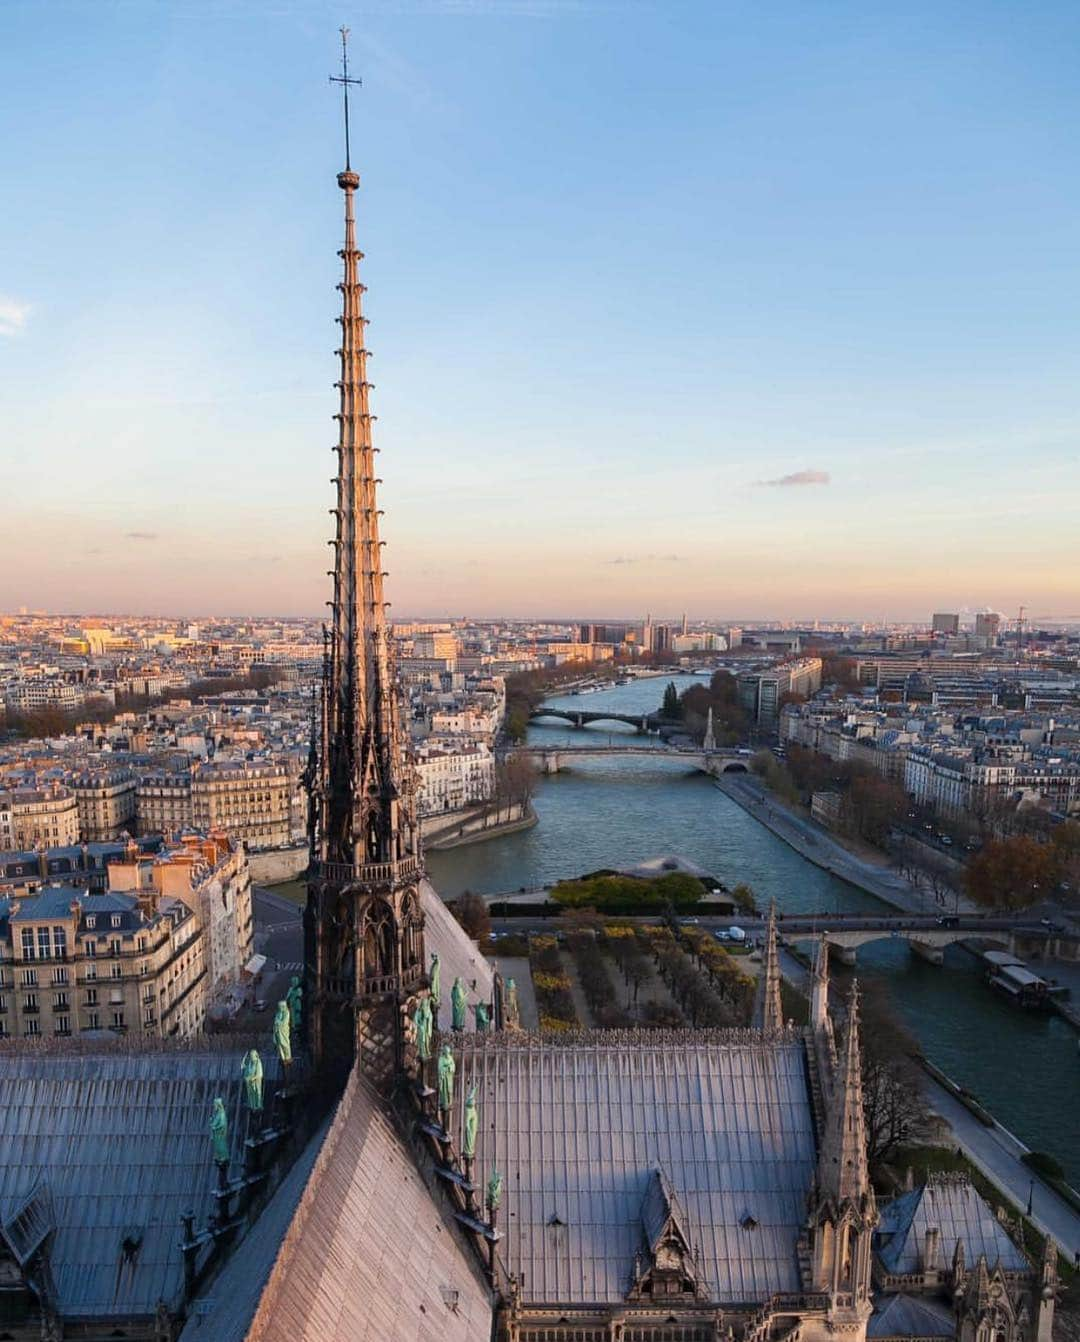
<box><xmin>528</xmin><ymin>706</ymin><xmax>662</xmax><ymax>732</ymax></box>
<box><xmin>753</xmin><ymin>912</ymin><xmax>1052</xmax><ymax>966</ymax></box>
<box><xmin>517</xmin><ymin>744</ymin><xmax>752</xmax><ymax>776</ymax></box>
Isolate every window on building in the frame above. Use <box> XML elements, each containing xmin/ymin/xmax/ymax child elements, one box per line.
<box><xmin>143</xmin><ymin>1010</ymin><xmax>154</xmax><ymax>1027</ymax></box>
<box><xmin>0</xmin><ymin>996</ymin><xmax>6</xmax><ymax>1014</ymax></box>
<box><xmin>86</xmin><ymin>915</ymin><xmax>96</xmax><ymax>929</ymax></box>
<box><xmin>110</xmin><ymin>963</ymin><xmax>122</xmax><ymax>979</ymax></box>
<box><xmin>21</xmin><ymin>928</ymin><xmax>34</xmax><ymax>960</ymax></box>
<box><xmin>52</xmin><ymin>925</ymin><xmax>67</xmax><ymax>957</ymax></box>
<box><xmin>52</xmin><ymin>966</ymin><xmax>68</xmax><ymax>985</ymax></box>
<box><xmin>53</xmin><ymin>992</ymin><xmax>69</xmax><ymax>1009</ymax></box>
<box><xmin>55</xmin><ymin>1015</ymin><xmax>70</xmax><ymax>1035</ymax></box>
<box><xmin>38</xmin><ymin>927</ymin><xmax>50</xmax><ymax>959</ymax></box>
<box><xmin>85</xmin><ymin>963</ymin><xmax>97</xmax><ymax>981</ymax></box>
<box><xmin>25</xmin><ymin>1019</ymin><xmax>40</xmax><ymax>1037</ymax></box>
<box><xmin>111</xmin><ymin>1011</ymin><xmax>125</xmax><ymax>1029</ymax></box>
<box><xmin>84</xmin><ymin>939</ymin><xmax>96</xmax><ymax>956</ymax></box>
<box><xmin>23</xmin><ymin>994</ymin><xmax>38</xmax><ymax>1012</ymax></box>
<box><xmin>87</xmin><ymin>1011</ymin><xmax>100</xmax><ymax>1029</ymax></box>
<box><xmin>85</xmin><ymin>988</ymin><xmax>98</xmax><ymax>1005</ymax></box>
<box><xmin>21</xmin><ymin>969</ymin><xmax>37</xmax><ymax>987</ymax></box>
<box><xmin>109</xmin><ymin>940</ymin><xmax>121</xmax><ymax>957</ymax></box>
<box><xmin>111</xmin><ymin>915</ymin><xmax>121</xmax><ymax>929</ymax></box>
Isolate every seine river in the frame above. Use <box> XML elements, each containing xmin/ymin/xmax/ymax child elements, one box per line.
<box><xmin>428</xmin><ymin>674</ymin><xmax>1080</xmax><ymax>1184</ymax></box>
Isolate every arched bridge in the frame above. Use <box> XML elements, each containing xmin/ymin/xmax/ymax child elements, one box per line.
<box><xmin>517</xmin><ymin>744</ymin><xmax>751</xmax><ymax>776</ymax></box>
<box><xmin>528</xmin><ymin>707</ymin><xmax>659</xmax><ymax>732</ymax></box>
<box><xmin>742</xmin><ymin>911</ymin><xmax>1053</xmax><ymax>966</ymax></box>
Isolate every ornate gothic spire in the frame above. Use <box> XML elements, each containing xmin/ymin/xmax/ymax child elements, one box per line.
<box><xmin>810</xmin><ymin>936</ymin><xmax>830</xmax><ymax>1033</ymax></box>
<box><xmin>757</xmin><ymin>900</ymin><xmax>783</xmax><ymax>1033</ymax></box>
<box><xmin>305</xmin><ymin>31</ymin><xmax>425</xmax><ymax>1080</ymax></box>
<box><xmin>822</xmin><ymin>980</ymin><xmax>871</xmax><ymax>1205</ymax></box>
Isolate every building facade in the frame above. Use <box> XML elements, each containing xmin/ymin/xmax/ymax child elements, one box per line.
<box><xmin>70</xmin><ymin>767</ymin><xmax>138</xmax><ymax>841</ymax></box>
<box><xmin>0</xmin><ymin>885</ymin><xmax>206</xmax><ymax>1041</ymax></box>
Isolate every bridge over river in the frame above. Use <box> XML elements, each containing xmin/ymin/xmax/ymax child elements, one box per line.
<box><xmin>732</xmin><ymin>910</ymin><xmax>1059</xmax><ymax>966</ymax></box>
<box><xmin>518</xmin><ymin>742</ymin><xmax>752</xmax><ymax>775</ymax></box>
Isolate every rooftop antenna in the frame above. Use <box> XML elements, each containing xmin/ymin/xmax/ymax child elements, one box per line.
<box><xmin>329</xmin><ymin>26</ymin><xmax>362</xmax><ymax>171</ymax></box>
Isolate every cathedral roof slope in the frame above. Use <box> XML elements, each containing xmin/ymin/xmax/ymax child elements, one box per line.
<box><xmin>868</xmin><ymin>1293</ymin><xmax>956</xmax><ymax>1338</ymax></box>
<box><xmin>421</xmin><ymin>878</ymin><xmax>494</xmax><ymax>1025</ymax></box>
<box><xmin>451</xmin><ymin>1030</ymin><xmax>816</xmax><ymax>1305</ymax></box>
<box><xmin>243</xmin><ymin>1067</ymin><xmax>493</xmax><ymax>1342</ymax></box>
<box><xmin>876</xmin><ymin>1176</ymin><xmax>1029</xmax><ymax>1275</ymax></box>
<box><xmin>0</xmin><ymin>1046</ymin><xmax>275</xmax><ymax>1319</ymax></box>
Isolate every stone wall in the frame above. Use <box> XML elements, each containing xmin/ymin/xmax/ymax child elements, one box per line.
<box><xmin>247</xmin><ymin>845</ymin><xmax>308</xmax><ymax>885</ymax></box>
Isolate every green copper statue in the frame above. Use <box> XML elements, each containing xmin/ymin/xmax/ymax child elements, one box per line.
<box><xmin>273</xmin><ymin>1000</ymin><xmax>292</xmax><ymax>1065</ymax></box>
<box><xmin>473</xmin><ymin>1001</ymin><xmax>490</xmax><ymax>1033</ymax></box>
<box><xmin>451</xmin><ymin>976</ymin><xmax>467</xmax><ymax>1031</ymax></box>
<box><xmin>413</xmin><ymin>994</ymin><xmax>433</xmax><ymax>1063</ymax></box>
<box><xmin>506</xmin><ymin>978</ymin><xmax>520</xmax><ymax>1028</ymax></box>
<box><xmin>463</xmin><ymin>1082</ymin><xmax>479</xmax><ymax>1160</ymax></box>
<box><xmin>286</xmin><ymin>975</ymin><xmax>302</xmax><ymax>1032</ymax></box>
<box><xmin>487</xmin><ymin>1168</ymin><xmax>503</xmax><ymax>1214</ymax></box>
<box><xmin>437</xmin><ymin>1043</ymin><xmax>455</xmax><ymax>1113</ymax></box>
<box><xmin>429</xmin><ymin>952</ymin><xmax>441</xmax><ymax>1007</ymax></box>
<box><xmin>241</xmin><ymin>1048</ymin><xmax>264</xmax><ymax>1112</ymax></box>
<box><xmin>210</xmin><ymin>1096</ymin><xmax>229</xmax><ymax>1165</ymax></box>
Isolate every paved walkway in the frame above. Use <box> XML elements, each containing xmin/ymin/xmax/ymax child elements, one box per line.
<box><xmin>561</xmin><ymin>952</ymin><xmax>595</xmax><ymax>1028</ymax></box>
<box><xmin>921</xmin><ymin>1073</ymin><xmax>1080</xmax><ymax>1258</ymax></box>
<box><xmin>715</xmin><ymin>774</ymin><xmax>976</xmax><ymax>916</ymax></box>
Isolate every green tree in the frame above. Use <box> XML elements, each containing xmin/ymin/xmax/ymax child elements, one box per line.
<box><xmin>661</xmin><ymin>681</ymin><xmax>681</xmax><ymax>718</ymax></box>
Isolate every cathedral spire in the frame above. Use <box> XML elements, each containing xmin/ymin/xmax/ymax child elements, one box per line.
<box><xmin>757</xmin><ymin>901</ymin><xmax>783</xmax><ymax>1033</ymax></box>
<box><xmin>305</xmin><ymin>31</ymin><xmax>425</xmax><ymax>1081</ymax></box>
<box><xmin>823</xmin><ymin>980</ymin><xmax>870</xmax><ymax>1204</ymax></box>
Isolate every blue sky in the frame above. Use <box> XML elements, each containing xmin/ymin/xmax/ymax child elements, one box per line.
<box><xmin>2</xmin><ymin>0</ymin><xmax>1079</xmax><ymax>621</ymax></box>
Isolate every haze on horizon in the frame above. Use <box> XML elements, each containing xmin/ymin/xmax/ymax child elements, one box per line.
<box><xmin>2</xmin><ymin>1</ymin><xmax>1079</xmax><ymax>624</ymax></box>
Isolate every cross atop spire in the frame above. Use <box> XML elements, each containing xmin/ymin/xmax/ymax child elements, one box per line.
<box><xmin>329</xmin><ymin>26</ymin><xmax>362</xmax><ymax>172</ymax></box>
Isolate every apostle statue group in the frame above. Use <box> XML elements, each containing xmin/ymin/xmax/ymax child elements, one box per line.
<box><xmin>209</xmin><ymin>974</ymin><xmax>303</xmax><ymax>1169</ymax></box>
<box><xmin>210</xmin><ymin>953</ymin><xmax>504</xmax><ymax>1225</ymax></box>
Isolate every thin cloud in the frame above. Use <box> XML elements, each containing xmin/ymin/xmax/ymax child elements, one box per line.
<box><xmin>605</xmin><ymin>553</ymin><xmax>685</xmax><ymax>566</ymax></box>
<box><xmin>126</xmin><ymin>531</ymin><xmax>159</xmax><ymax>541</ymax></box>
<box><xmin>757</xmin><ymin>469</ymin><xmax>831</xmax><ymax>488</ymax></box>
<box><xmin>0</xmin><ymin>297</ymin><xmax>32</xmax><ymax>337</ymax></box>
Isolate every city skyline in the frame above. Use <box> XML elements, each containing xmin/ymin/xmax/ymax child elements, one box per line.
<box><xmin>4</xmin><ymin>2</ymin><xmax>1080</xmax><ymax>620</ymax></box>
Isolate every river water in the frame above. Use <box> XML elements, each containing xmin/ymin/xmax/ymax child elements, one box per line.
<box><xmin>427</xmin><ymin>674</ymin><xmax>1080</xmax><ymax>1183</ymax></box>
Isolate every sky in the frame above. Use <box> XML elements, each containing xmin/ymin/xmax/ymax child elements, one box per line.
<box><xmin>2</xmin><ymin>0</ymin><xmax>1079</xmax><ymax>623</ymax></box>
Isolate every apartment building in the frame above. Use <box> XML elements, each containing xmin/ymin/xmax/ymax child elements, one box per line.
<box><xmin>0</xmin><ymin>784</ymin><xmax>81</xmax><ymax>849</ymax></box>
<box><xmin>136</xmin><ymin>771</ymin><xmax>193</xmax><ymax>836</ymax></box>
<box><xmin>70</xmin><ymin>767</ymin><xmax>138</xmax><ymax>841</ymax></box>
<box><xmin>0</xmin><ymin>885</ymin><xmax>206</xmax><ymax>1041</ymax></box>
<box><xmin>190</xmin><ymin>760</ymin><xmax>293</xmax><ymax>848</ymax></box>
<box><xmin>415</xmin><ymin>740</ymin><xmax>496</xmax><ymax>817</ymax></box>
<box><xmin>107</xmin><ymin>830</ymin><xmax>253</xmax><ymax>995</ymax></box>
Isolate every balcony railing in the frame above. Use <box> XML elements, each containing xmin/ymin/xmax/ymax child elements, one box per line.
<box><xmin>310</xmin><ymin>855</ymin><xmax>421</xmax><ymax>886</ymax></box>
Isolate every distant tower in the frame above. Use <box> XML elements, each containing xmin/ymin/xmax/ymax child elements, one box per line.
<box><xmin>305</xmin><ymin>29</ymin><xmax>426</xmax><ymax>1088</ymax></box>
<box><xmin>807</xmin><ymin>982</ymin><xmax>877</xmax><ymax>1322</ymax></box>
<box><xmin>702</xmin><ymin>707</ymin><xmax>715</xmax><ymax>753</ymax></box>
<box><xmin>681</xmin><ymin>611</ymin><xmax>688</xmax><ymax>636</ymax></box>
<box><xmin>756</xmin><ymin>901</ymin><xmax>783</xmax><ymax>1032</ymax></box>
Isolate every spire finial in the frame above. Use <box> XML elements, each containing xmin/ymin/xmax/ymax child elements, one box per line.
<box><xmin>757</xmin><ymin>900</ymin><xmax>783</xmax><ymax>1033</ymax></box>
<box><xmin>330</xmin><ymin>25</ymin><xmax>362</xmax><ymax>173</ymax></box>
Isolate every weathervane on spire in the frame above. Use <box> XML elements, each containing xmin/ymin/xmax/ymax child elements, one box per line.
<box><xmin>329</xmin><ymin>26</ymin><xmax>362</xmax><ymax>171</ymax></box>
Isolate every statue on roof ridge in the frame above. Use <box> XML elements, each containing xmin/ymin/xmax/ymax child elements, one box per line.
<box><xmin>451</xmin><ymin>976</ymin><xmax>467</xmax><ymax>1031</ymax></box>
<box><xmin>474</xmin><ymin>1001</ymin><xmax>490</xmax><ymax>1033</ymax></box>
<box><xmin>506</xmin><ymin>978</ymin><xmax>520</xmax><ymax>1028</ymax></box>
<box><xmin>437</xmin><ymin>1042</ymin><xmax>456</xmax><ymax>1117</ymax></box>
<box><xmin>463</xmin><ymin>1081</ymin><xmax>479</xmax><ymax>1160</ymax></box>
<box><xmin>241</xmin><ymin>1049</ymin><xmax>264</xmax><ymax>1113</ymax></box>
<box><xmin>210</xmin><ymin>1097</ymin><xmax>229</xmax><ymax>1166</ymax></box>
<box><xmin>273</xmin><ymin>1000</ymin><xmax>292</xmax><ymax>1065</ymax></box>
<box><xmin>413</xmin><ymin>993</ymin><xmax>433</xmax><ymax>1063</ymax></box>
<box><xmin>286</xmin><ymin>975</ymin><xmax>302</xmax><ymax>1032</ymax></box>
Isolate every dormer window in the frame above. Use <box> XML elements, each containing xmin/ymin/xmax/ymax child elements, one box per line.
<box><xmin>111</xmin><ymin>915</ymin><xmax>121</xmax><ymax>929</ymax></box>
<box><xmin>86</xmin><ymin>916</ymin><xmax>96</xmax><ymax>930</ymax></box>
